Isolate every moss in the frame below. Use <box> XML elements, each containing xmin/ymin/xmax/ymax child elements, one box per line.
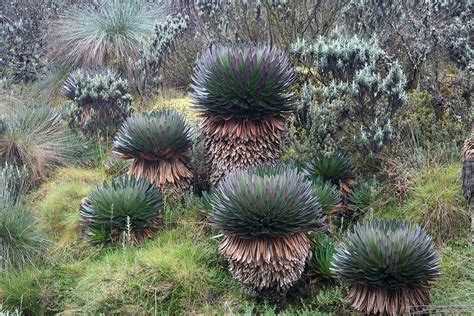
<box><xmin>152</xmin><ymin>95</ymin><xmax>200</xmax><ymax>122</ymax></box>
<box><xmin>27</xmin><ymin>167</ymin><xmax>106</xmax><ymax>245</ymax></box>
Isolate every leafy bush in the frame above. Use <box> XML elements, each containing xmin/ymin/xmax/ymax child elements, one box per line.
<box><xmin>113</xmin><ymin>109</ymin><xmax>193</xmax><ymax>194</ymax></box>
<box><xmin>190</xmin><ymin>44</ymin><xmax>297</xmax><ymax>184</ymax></box>
<box><xmin>129</xmin><ymin>13</ymin><xmax>189</xmax><ymax>99</ymax></box>
<box><xmin>309</xmin><ymin>234</ymin><xmax>335</xmax><ymax>280</ymax></box>
<box><xmin>80</xmin><ymin>176</ymin><xmax>163</xmax><ymax>245</ymax></box>
<box><xmin>63</xmin><ymin>67</ymin><xmax>132</xmax><ymax>139</ymax></box>
<box><xmin>291</xmin><ymin>31</ymin><xmax>407</xmax><ymax>166</ymax></box>
<box><xmin>209</xmin><ymin>165</ymin><xmax>325</xmax><ymax>302</ymax></box>
<box><xmin>0</xmin><ymin>105</ymin><xmax>75</xmax><ymax>186</ymax></box>
<box><xmin>332</xmin><ymin>219</ymin><xmax>441</xmax><ymax>315</ymax></box>
<box><xmin>0</xmin><ymin>0</ymin><xmax>55</xmax><ymax>82</ymax></box>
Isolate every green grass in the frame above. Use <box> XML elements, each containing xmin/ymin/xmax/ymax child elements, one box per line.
<box><xmin>26</xmin><ymin>167</ymin><xmax>105</xmax><ymax>246</ymax></box>
<box><xmin>370</xmin><ymin>163</ymin><xmax>469</xmax><ymax>243</ymax></box>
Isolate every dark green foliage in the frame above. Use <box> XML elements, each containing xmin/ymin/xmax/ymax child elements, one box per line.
<box><xmin>310</xmin><ymin>177</ymin><xmax>340</xmax><ymax>214</ymax></box>
<box><xmin>304</xmin><ymin>153</ymin><xmax>353</xmax><ymax>185</ymax></box>
<box><xmin>332</xmin><ymin>219</ymin><xmax>441</xmax><ymax>290</ymax></box>
<box><xmin>80</xmin><ymin>176</ymin><xmax>163</xmax><ymax>245</ymax></box>
<box><xmin>347</xmin><ymin>182</ymin><xmax>374</xmax><ymax>212</ymax></box>
<box><xmin>62</xmin><ymin>67</ymin><xmax>132</xmax><ymax>138</ymax></box>
<box><xmin>0</xmin><ymin>0</ymin><xmax>55</xmax><ymax>82</ymax></box>
<box><xmin>113</xmin><ymin>109</ymin><xmax>192</xmax><ymax>160</ymax></box>
<box><xmin>190</xmin><ymin>45</ymin><xmax>297</xmax><ymax>119</ymax></box>
<box><xmin>208</xmin><ymin>165</ymin><xmax>325</xmax><ymax>237</ymax></box>
<box><xmin>309</xmin><ymin>234</ymin><xmax>335</xmax><ymax>280</ymax></box>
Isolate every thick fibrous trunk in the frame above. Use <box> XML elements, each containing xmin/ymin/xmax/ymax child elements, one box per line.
<box><xmin>347</xmin><ymin>284</ymin><xmax>430</xmax><ymax>315</ymax></box>
<box><xmin>219</xmin><ymin>233</ymin><xmax>312</xmax><ymax>293</ymax></box>
<box><xmin>461</xmin><ymin>130</ymin><xmax>474</xmax><ymax>245</ymax></box>
<box><xmin>129</xmin><ymin>157</ymin><xmax>193</xmax><ymax>195</ymax></box>
<box><xmin>202</xmin><ymin>115</ymin><xmax>286</xmax><ymax>185</ymax></box>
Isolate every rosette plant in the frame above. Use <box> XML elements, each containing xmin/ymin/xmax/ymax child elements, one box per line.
<box><xmin>112</xmin><ymin>109</ymin><xmax>193</xmax><ymax>194</ymax></box>
<box><xmin>332</xmin><ymin>219</ymin><xmax>441</xmax><ymax>315</ymax></box>
<box><xmin>190</xmin><ymin>45</ymin><xmax>297</xmax><ymax>185</ymax></box>
<box><xmin>209</xmin><ymin>165</ymin><xmax>325</xmax><ymax>306</ymax></box>
<box><xmin>80</xmin><ymin>176</ymin><xmax>163</xmax><ymax>245</ymax></box>
<box><xmin>304</xmin><ymin>153</ymin><xmax>353</xmax><ymax>186</ymax></box>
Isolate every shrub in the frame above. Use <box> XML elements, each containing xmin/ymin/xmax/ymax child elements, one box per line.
<box><xmin>129</xmin><ymin>13</ymin><xmax>189</xmax><ymax>99</ymax></box>
<box><xmin>209</xmin><ymin>165</ymin><xmax>325</xmax><ymax>306</ymax></box>
<box><xmin>0</xmin><ymin>0</ymin><xmax>54</xmax><ymax>82</ymax></box>
<box><xmin>49</xmin><ymin>0</ymin><xmax>164</xmax><ymax>72</ymax></box>
<box><xmin>0</xmin><ymin>105</ymin><xmax>75</xmax><ymax>186</ymax></box>
<box><xmin>80</xmin><ymin>176</ymin><xmax>163</xmax><ymax>245</ymax></box>
<box><xmin>112</xmin><ymin>109</ymin><xmax>194</xmax><ymax>195</ymax></box>
<box><xmin>332</xmin><ymin>219</ymin><xmax>441</xmax><ymax>315</ymax></box>
<box><xmin>291</xmin><ymin>31</ymin><xmax>407</xmax><ymax>166</ymax></box>
<box><xmin>190</xmin><ymin>45</ymin><xmax>297</xmax><ymax>185</ymax></box>
<box><xmin>63</xmin><ymin>67</ymin><xmax>132</xmax><ymax>139</ymax></box>
<box><xmin>309</xmin><ymin>234</ymin><xmax>335</xmax><ymax>280</ymax></box>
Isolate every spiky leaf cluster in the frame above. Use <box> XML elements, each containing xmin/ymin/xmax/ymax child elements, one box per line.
<box><xmin>209</xmin><ymin>165</ymin><xmax>325</xmax><ymax>237</ymax></box>
<box><xmin>80</xmin><ymin>176</ymin><xmax>163</xmax><ymax>245</ymax></box>
<box><xmin>310</xmin><ymin>234</ymin><xmax>335</xmax><ymax>280</ymax></box>
<box><xmin>347</xmin><ymin>182</ymin><xmax>374</xmax><ymax>212</ymax></box>
<box><xmin>304</xmin><ymin>153</ymin><xmax>353</xmax><ymax>185</ymax></box>
<box><xmin>190</xmin><ymin>45</ymin><xmax>297</xmax><ymax>119</ymax></box>
<box><xmin>0</xmin><ymin>163</ymin><xmax>45</xmax><ymax>272</ymax></box>
<box><xmin>309</xmin><ymin>177</ymin><xmax>340</xmax><ymax>214</ymax></box>
<box><xmin>332</xmin><ymin>219</ymin><xmax>441</xmax><ymax>291</ymax></box>
<box><xmin>113</xmin><ymin>109</ymin><xmax>193</xmax><ymax>161</ymax></box>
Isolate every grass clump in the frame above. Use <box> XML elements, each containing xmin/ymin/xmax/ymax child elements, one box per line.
<box><xmin>404</xmin><ymin>163</ymin><xmax>469</xmax><ymax>242</ymax></box>
<box><xmin>0</xmin><ymin>106</ymin><xmax>76</xmax><ymax>186</ymax></box>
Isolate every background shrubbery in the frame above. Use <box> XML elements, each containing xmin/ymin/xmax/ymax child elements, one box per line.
<box><xmin>0</xmin><ymin>0</ymin><xmax>472</xmax><ymax>314</ymax></box>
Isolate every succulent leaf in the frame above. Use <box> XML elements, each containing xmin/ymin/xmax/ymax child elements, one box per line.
<box><xmin>304</xmin><ymin>153</ymin><xmax>353</xmax><ymax>185</ymax></box>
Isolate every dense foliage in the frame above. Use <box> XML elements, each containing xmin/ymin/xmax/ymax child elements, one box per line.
<box><xmin>113</xmin><ymin>109</ymin><xmax>194</xmax><ymax>193</ymax></box>
<box><xmin>332</xmin><ymin>219</ymin><xmax>441</xmax><ymax>314</ymax></box>
<box><xmin>209</xmin><ymin>165</ymin><xmax>325</xmax><ymax>237</ymax></box>
<box><xmin>292</xmin><ymin>31</ymin><xmax>407</xmax><ymax>163</ymax></box>
<box><xmin>190</xmin><ymin>45</ymin><xmax>296</xmax><ymax>119</ymax></box>
<box><xmin>80</xmin><ymin>176</ymin><xmax>163</xmax><ymax>245</ymax></box>
<box><xmin>0</xmin><ymin>164</ymin><xmax>45</xmax><ymax>272</ymax></box>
